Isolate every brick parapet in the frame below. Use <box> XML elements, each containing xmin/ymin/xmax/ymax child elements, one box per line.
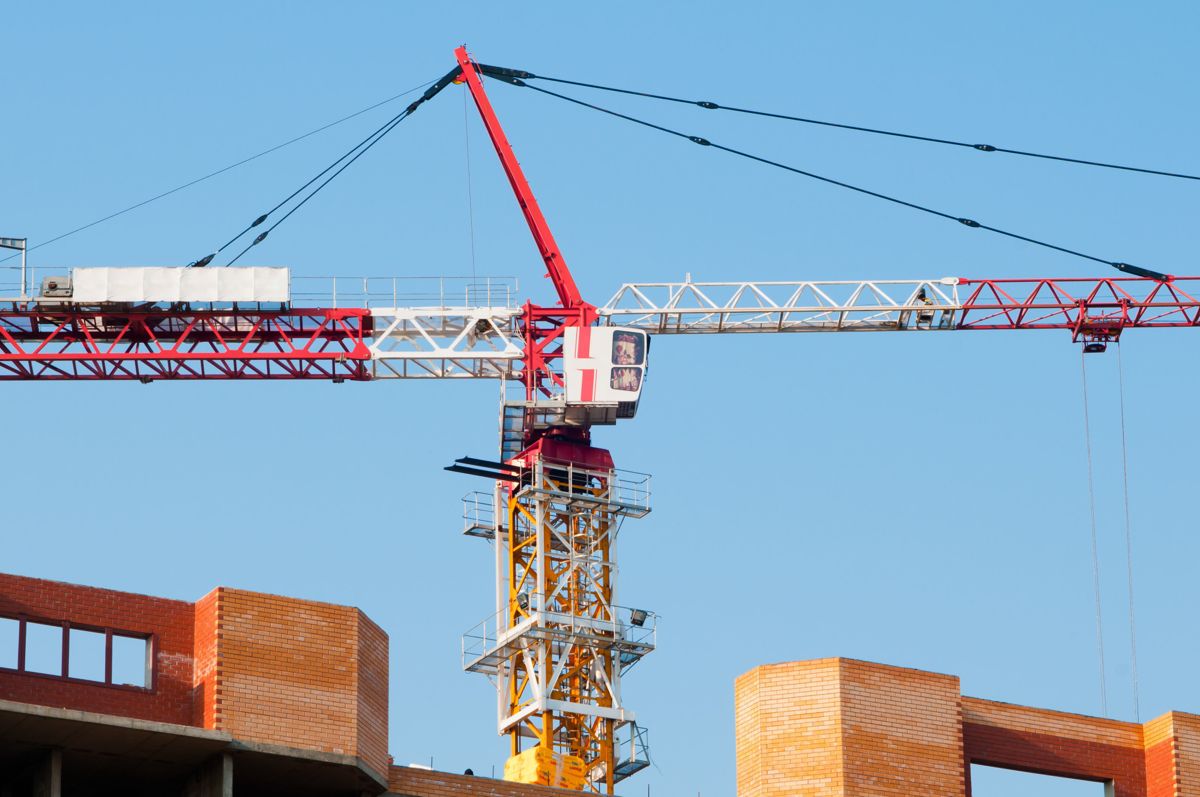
<box><xmin>737</xmin><ymin>658</ymin><xmax>1200</xmax><ymax>797</ymax></box>
<box><xmin>387</xmin><ymin>766</ymin><xmax>582</xmax><ymax>797</ymax></box>
<box><xmin>839</xmin><ymin>658</ymin><xmax>963</xmax><ymax>797</ymax></box>
<box><xmin>0</xmin><ymin>572</ymin><xmax>194</xmax><ymax>725</ymax></box>
<box><xmin>735</xmin><ymin>658</ymin><xmax>846</xmax><ymax>797</ymax></box>
<box><xmin>0</xmin><ymin>573</ymin><xmax>388</xmax><ymax>773</ymax></box>
<box><xmin>733</xmin><ymin>664</ymin><xmax>763</xmax><ymax>797</ymax></box>
<box><xmin>357</xmin><ymin>611</ymin><xmax>391</xmax><ymax>776</ymax></box>
<box><xmin>1147</xmin><ymin>712</ymin><xmax>1200</xmax><ymax>797</ymax></box>
<box><xmin>963</xmin><ymin>696</ymin><xmax>1144</xmax><ymax>747</ymax></box>
<box><xmin>192</xmin><ymin>587</ymin><xmax>219</xmax><ymax>729</ymax></box>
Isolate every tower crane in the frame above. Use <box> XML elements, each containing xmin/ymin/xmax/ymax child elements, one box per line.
<box><xmin>2</xmin><ymin>46</ymin><xmax>1198</xmax><ymax>793</ymax></box>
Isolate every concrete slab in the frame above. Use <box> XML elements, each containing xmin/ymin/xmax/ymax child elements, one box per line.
<box><xmin>0</xmin><ymin>699</ymin><xmax>386</xmax><ymax>796</ymax></box>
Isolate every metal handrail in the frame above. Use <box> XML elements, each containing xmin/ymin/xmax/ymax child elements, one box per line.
<box><xmin>8</xmin><ymin>270</ymin><xmax>520</xmax><ymax>310</ymax></box>
<box><xmin>290</xmin><ymin>275</ymin><xmax>520</xmax><ymax>309</ymax></box>
<box><xmin>462</xmin><ymin>598</ymin><xmax>657</xmax><ymax>668</ymax></box>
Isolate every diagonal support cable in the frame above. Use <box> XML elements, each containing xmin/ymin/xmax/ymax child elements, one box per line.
<box><xmin>495</xmin><ymin>66</ymin><xmax>1199</xmax><ymax>181</ymax></box>
<box><xmin>495</xmin><ymin>77</ymin><xmax>1172</xmax><ymax>281</ymax></box>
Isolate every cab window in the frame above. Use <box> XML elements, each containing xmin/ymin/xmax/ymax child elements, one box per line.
<box><xmin>612</xmin><ymin>331</ymin><xmax>644</xmax><ymax>366</ymax></box>
<box><xmin>611</xmin><ymin>367</ymin><xmax>642</xmax><ymax>392</ymax></box>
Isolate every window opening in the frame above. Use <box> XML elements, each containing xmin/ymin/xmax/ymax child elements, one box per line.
<box><xmin>971</xmin><ymin>765</ymin><xmax>1108</xmax><ymax>797</ymax></box>
<box><xmin>112</xmin><ymin>634</ymin><xmax>150</xmax><ymax>688</ymax></box>
<box><xmin>23</xmin><ymin>622</ymin><xmax>63</xmax><ymax>676</ymax></box>
<box><xmin>67</xmin><ymin>627</ymin><xmax>106</xmax><ymax>681</ymax></box>
<box><xmin>0</xmin><ymin>617</ymin><xmax>18</xmax><ymax>669</ymax></box>
<box><xmin>0</xmin><ymin>615</ymin><xmax>153</xmax><ymax>690</ymax></box>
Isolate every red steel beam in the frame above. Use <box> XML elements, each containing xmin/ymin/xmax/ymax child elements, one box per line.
<box><xmin>957</xmin><ymin>276</ymin><xmax>1200</xmax><ymax>340</ymax></box>
<box><xmin>454</xmin><ymin>46</ymin><xmax>590</xmax><ymax>315</ymax></box>
<box><xmin>0</xmin><ymin>307</ymin><xmax>371</xmax><ymax>381</ymax></box>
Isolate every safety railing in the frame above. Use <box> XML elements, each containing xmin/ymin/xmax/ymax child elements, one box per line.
<box><xmin>462</xmin><ymin>597</ymin><xmax>657</xmax><ymax>672</ymax></box>
<box><xmin>5</xmin><ymin>270</ymin><xmax>520</xmax><ymax>310</ymax></box>
<box><xmin>0</xmin><ymin>264</ymin><xmax>32</xmax><ymax>303</ymax></box>
<box><xmin>290</xmin><ymin>275</ymin><xmax>520</xmax><ymax>309</ymax></box>
<box><xmin>613</xmin><ymin>722</ymin><xmax>652</xmax><ymax>782</ymax></box>
<box><xmin>524</xmin><ymin>461</ymin><xmax>652</xmax><ymax>517</ymax></box>
<box><xmin>461</xmin><ymin>491</ymin><xmax>497</xmax><ymax>539</ymax></box>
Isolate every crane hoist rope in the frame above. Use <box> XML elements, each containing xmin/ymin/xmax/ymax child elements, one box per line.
<box><xmin>1079</xmin><ymin>348</ymin><xmax>1109</xmax><ymax>716</ymax></box>
<box><xmin>1079</xmin><ymin>342</ymin><xmax>1144</xmax><ymax>721</ymax></box>
<box><xmin>1116</xmin><ymin>342</ymin><xmax>1142</xmax><ymax>721</ymax></box>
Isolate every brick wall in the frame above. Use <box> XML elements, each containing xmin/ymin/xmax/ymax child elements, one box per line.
<box><xmin>196</xmin><ymin>587</ymin><xmax>390</xmax><ymax>775</ymax></box>
<box><xmin>0</xmin><ymin>573</ymin><xmax>389</xmax><ymax>775</ymax></box>
<box><xmin>733</xmin><ymin>665</ymin><xmax>764</xmax><ymax>797</ymax></box>
<box><xmin>1175</xmin><ymin>714</ymin><xmax>1200</xmax><ymax>795</ymax></box>
<box><xmin>0</xmin><ymin>572</ymin><xmax>194</xmax><ymax>725</ymax></box>
<box><xmin>736</xmin><ymin>657</ymin><xmax>1200</xmax><ymax>797</ymax></box>
<box><xmin>839</xmin><ymin>659</ymin><xmax>964</xmax><ymax>797</ymax></box>
<box><xmin>734</xmin><ymin>659</ymin><xmax>845</xmax><ymax>797</ymax></box>
<box><xmin>387</xmin><ymin>766</ymin><xmax>582</xmax><ymax>797</ymax></box>
<box><xmin>962</xmin><ymin>697</ymin><xmax>1145</xmax><ymax>797</ymax></box>
<box><xmin>1142</xmin><ymin>712</ymin><xmax>1200</xmax><ymax>797</ymax></box>
<box><xmin>358</xmin><ymin>611</ymin><xmax>391</xmax><ymax>777</ymax></box>
<box><xmin>192</xmin><ymin>587</ymin><xmax>219</xmax><ymax>728</ymax></box>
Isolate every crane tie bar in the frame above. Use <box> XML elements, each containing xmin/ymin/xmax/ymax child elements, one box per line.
<box><xmin>477</xmin><ymin>66</ymin><xmax>1172</xmax><ymax>282</ymax></box>
<box><xmin>486</xmin><ymin>66</ymin><xmax>1200</xmax><ymax>182</ymax></box>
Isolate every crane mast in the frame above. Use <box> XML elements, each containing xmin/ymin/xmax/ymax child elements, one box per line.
<box><xmin>3</xmin><ymin>44</ymin><xmax>1199</xmax><ymax>794</ymax></box>
<box><xmin>452</xmin><ymin>46</ymin><xmax>650</xmax><ymax>792</ymax></box>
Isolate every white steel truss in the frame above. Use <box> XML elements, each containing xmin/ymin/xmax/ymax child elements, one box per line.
<box><xmin>597</xmin><ymin>277</ymin><xmax>963</xmax><ymax>334</ymax></box>
<box><xmin>368</xmin><ymin>306</ymin><xmax>522</xmax><ymax>378</ymax></box>
<box><xmin>363</xmin><ymin>278</ymin><xmax>966</xmax><ymax>379</ymax></box>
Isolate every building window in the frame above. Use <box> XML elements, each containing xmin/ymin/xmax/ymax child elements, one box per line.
<box><xmin>0</xmin><ymin>614</ymin><xmax>154</xmax><ymax>691</ymax></box>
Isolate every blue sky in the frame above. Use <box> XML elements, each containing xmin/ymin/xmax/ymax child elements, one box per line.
<box><xmin>4</xmin><ymin>3</ymin><xmax>1198</xmax><ymax>795</ymax></box>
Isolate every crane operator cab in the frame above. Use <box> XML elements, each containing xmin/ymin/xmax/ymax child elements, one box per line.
<box><xmin>561</xmin><ymin>327</ymin><xmax>648</xmax><ymax>426</ymax></box>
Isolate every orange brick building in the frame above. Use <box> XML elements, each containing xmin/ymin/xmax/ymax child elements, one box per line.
<box><xmin>735</xmin><ymin>657</ymin><xmax>1200</xmax><ymax>797</ymax></box>
<box><xmin>0</xmin><ymin>573</ymin><xmax>553</xmax><ymax>796</ymax></box>
<box><xmin>6</xmin><ymin>573</ymin><xmax>1200</xmax><ymax>796</ymax></box>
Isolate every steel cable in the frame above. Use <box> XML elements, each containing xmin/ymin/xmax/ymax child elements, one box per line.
<box><xmin>464</xmin><ymin>88</ymin><xmax>479</xmax><ymax>281</ymax></box>
<box><xmin>510</xmin><ymin>80</ymin><xmax>1169</xmax><ymax>279</ymax></box>
<box><xmin>213</xmin><ymin>105</ymin><xmax>415</xmax><ymax>265</ymax></box>
<box><xmin>1</xmin><ymin>79</ymin><xmax>435</xmax><ymax>265</ymax></box>
<box><xmin>1116</xmin><ymin>342</ymin><xmax>1142</xmax><ymax>721</ymax></box>
<box><xmin>1080</xmin><ymin>350</ymin><xmax>1109</xmax><ymax>717</ymax></box>
<box><xmin>517</xmin><ymin>70</ymin><xmax>1199</xmax><ymax>181</ymax></box>
<box><xmin>225</xmin><ymin>107</ymin><xmax>414</xmax><ymax>265</ymax></box>
<box><xmin>216</xmin><ymin>65</ymin><xmax>469</xmax><ymax>265</ymax></box>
